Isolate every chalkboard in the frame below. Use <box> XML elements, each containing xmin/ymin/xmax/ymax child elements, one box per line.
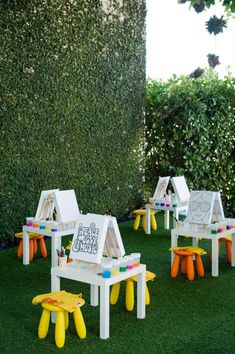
<box><xmin>171</xmin><ymin>176</ymin><xmax>190</xmax><ymax>205</ymax></box>
<box><xmin>69</xmin><ymin>214</ymin><xmax>125</xmax><ymax>264</ymax></box>
<box><xmin>54</xmin><ymin>190</ymin><xmax>80</xmax><ymax>224</ymax></box>
<box><xmin>212</xmin><ymin>192</ymin><xmax>225</xmax><ymax>222</ymax></box>
<box><xmin>35</xmin><ymin>189</ymin><xmax>59</xmax><ymax>220</ymax></box>
<box><xmin>188</xmin><ymin>191</ymin><xmax>215</xmax><ymax>225</ymax></box>
<box><xmin>152</xmin><ymin>176</ymin><xmax>170</xmax><ymax>200</ymax></box>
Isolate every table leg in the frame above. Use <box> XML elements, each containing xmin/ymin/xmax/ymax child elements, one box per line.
<box><xmin>173</xmin><ymin>209</ymin><xmax>179</xmax><ymax>228</ymax></box>
<box><xmin>232</xmin><ymin>232</ymin><xmax>235</xmax><ymax>267</ymax></box>
<box><xmin>171</xmin><ymin>231</ymin><xmax>178</xmax><ymax>266</ymax></box>
<box><xmin>146</xmin><ymin>207</ymin><xmax>151</xmax><ymax>234</ymax></box>
<box><xmin>51</xmin><ymin>236</ymin><xmax>61</xmax><ymax>268</ymax></box>
<box><xmin>211</xmin><ymin>238</ymin><xmax>219</xmax><ymax>277</ymax></box>
<box><xmin>100</xmin><ymin>284</ymin><xmax>110</xmax><ymax>339</ymax></box>
<box><xmin>51</xmin><ymin>274</ymin><xmax>60</xmax><ymax>323</ymax></box>
<box><xmin>23</xmin><ymin>230</ymin><xmax>29</xmax><ymax>265</ymax></box>
<box><xmin>90</xmin><ymin>284</ymin><xmax>99</xmax><ymax>306</ymax></box>
<box><xmin>164</xmin><ymin>210</ymin><xmax>170</xmax><ymax>229</ymax></box>
<box><xmin>192</xmin><ymin>237</ymin><xmax>199</xmax><ymax>247</ymax></box>
<box><xmin>137</xmin><ymin>266</ymin><xmax>146</xmax><ymax>319</ymax></box>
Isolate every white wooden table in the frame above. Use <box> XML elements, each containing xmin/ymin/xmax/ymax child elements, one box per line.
<box><xmin>145</xmin><ymin>203</ymin><xmax>188</xmax><ymax>233</ymax></box>
<box><xmin>51</xmin><ymin>262</ymin><xmax>146</xmax><ymax>339</ymax></box>
<box><xmin>171</xmin><ymin>223</ymin><xmax>235</xmax><ymax>277</ymax></box>
<box><xmin>22</xmin><ymin>226</ymin><xmax>75</xmax><ymax>267</ymax></box>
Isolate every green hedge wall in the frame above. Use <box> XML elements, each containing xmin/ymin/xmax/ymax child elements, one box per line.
<box><xmin>0</xmin><ymin>0</ymin><xmax>146</xmax><ymax>238</ymax></box>
<box><xmin>145</xmin><ymin>70</ymin><xmax>235</xmax><ymax>216</ymax></box>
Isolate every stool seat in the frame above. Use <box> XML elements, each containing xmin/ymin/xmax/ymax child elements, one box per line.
<box><xmin>171</xmin><ymin>247</ymin><xmax>206</xmax><ymax>281</ymax></box>
<box><xmin>132</xmin><ymin>209</ymin><xmax>157</xmax><ymax>232</ymax></box>
<box><xmin>33</xmin><ymin>291</ymin><xmax>86</xmax><ymax>348</ymax></box>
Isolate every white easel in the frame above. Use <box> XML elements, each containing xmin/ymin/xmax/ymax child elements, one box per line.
<box><xmin>69</xmin><ymin>213</ymin><xmax>125</xmax><ymax>265</ymax></box>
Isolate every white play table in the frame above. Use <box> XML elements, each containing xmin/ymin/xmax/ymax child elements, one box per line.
<box><xmin>145</xmin><ymin>203</ymin><xmax>188</xmax><ymax>233</ymax></box>
<box><xmin>171</xmin><ymin>222</ymin><xmax>235</xmax><ymax>277</ymax></box>
<box><xmin>51</xmin><ymin>262</ymin><xmax>146</xmax><ymax>339</ymax></box>
<box><xmin>22</xmin><ymin>226</ymin><xmax>75</xmax><ymax>267</ymax></box>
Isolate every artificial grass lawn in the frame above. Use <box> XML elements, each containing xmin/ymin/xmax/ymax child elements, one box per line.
<box><xmin>0</xmin><ymin>213</ymin><xmax>234</xmax><ymax>354</ymax></box>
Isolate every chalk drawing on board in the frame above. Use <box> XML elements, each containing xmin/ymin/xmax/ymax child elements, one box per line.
<box><xmin>188</xmin><ymin>191</ymin><xmax>215</xmax><ymax>225</ymax></box>
<box><xmin>69</xmin><ymin>214</ymin><xmax>125</xmax><ymax>264</ymax></box>
<box><xmin>171</xmin><ymin>176</ymin><xmax>190</xmax><ymax>205</ymax></box>
<box><xmin>35</xmin><ymin>189</ymin><xmax>59</xmax><ymax>221</ymax></box>
<box><xmin>153</xmin><ymin>176</ymin><xmax>170</xmax><ymax>200</ymax></box>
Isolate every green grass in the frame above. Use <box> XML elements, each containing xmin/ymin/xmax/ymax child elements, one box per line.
<box><xmin>0</xmin><ymin>214</ymin><xmax>234</xmax><ymax>354</ymax></box>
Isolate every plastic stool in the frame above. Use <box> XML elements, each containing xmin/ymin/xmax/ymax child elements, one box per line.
<box><xmin>132</xmin><ymin>209</ymin><xmax>157</xmax><ymax>231</ymax></box>
<box><xmin>38</xmin><ymin>302</ymin><xmax>86</xmax><ymax>348</ymax></box>
<box><xmin>171</xmin><ymin>249</ymin><xmax>205</xmax><ymax>281</ymax></box>
<box><xmin>210</xmin><ymin>237</ymin><xmax>232</xmax><ymax>264</ymax></box>
<box><xmin>15</xmin><ymin>232</ymin><xmax>47</xmax><ymax>261</ymax></box>
<box><xmin>110</xmin><ymin>271</ymin><xmax>156</xmax><ymax>311</ymax></box>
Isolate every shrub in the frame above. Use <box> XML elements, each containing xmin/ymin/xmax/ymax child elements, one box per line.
<box><xmin>0</xmin><ymin>0</ymin><xmax>146</xmax><ymax>239</ymax></box>
<box><xmin>145</xmin><ymin>70</ymin><xmax>235</xmax><ymax>215</ymax></box>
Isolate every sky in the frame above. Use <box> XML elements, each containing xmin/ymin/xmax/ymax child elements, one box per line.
<box><xmin>146</xmin><ymin>0</ymin><xmax>235</xmax><ymax>80</ymax></box>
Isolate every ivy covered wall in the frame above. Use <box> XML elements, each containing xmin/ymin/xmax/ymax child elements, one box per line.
<box><xmin>0</xmin><ymin>0</ymin><xmax>146</xmax><ymax>237</ymax></box>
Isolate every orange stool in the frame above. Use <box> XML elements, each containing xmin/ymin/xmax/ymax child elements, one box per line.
<box><xmin>210</xmin><ymin>237</ymin><xmax>232</xmax><ymax>264</ymax></box>
<box><xmin>15</xmin><ymin>232</ymin><xmax>47</xmax><ymax>261</ymax></box>
<box><xmin>171</xmin><ymin>249</ymin><xmax>205</xmax><ymax>281</ymax></box>
<box><xmin>132</xmin><ymin>209</ymin><xmax>157</xmax><ymax>232</ymax></box>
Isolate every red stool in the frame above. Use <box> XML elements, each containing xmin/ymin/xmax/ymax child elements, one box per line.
<box><xmin>210</xmin><ymin>237</ymin><xmax>232</xmax><ymax>264</ymax></box>
<box><xmin>15</xmin><ymin>232</ymin><xmax>47</xmax><ymax>261</ymax></box>
<box><xmin>171</xmin><ymin>249</ymin><xmax>204</xmax><ymax>281</ymax></box>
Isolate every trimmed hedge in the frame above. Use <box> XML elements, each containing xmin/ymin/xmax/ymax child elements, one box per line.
<box><xmin>145</xmin><ymin>70</ymin><xmax>235</xmax><ymax>215</ymax></box>
<box><xmin>0</xmin><ymin>0</ymin><xmax>146</xmax><ymax>238</ymax></box>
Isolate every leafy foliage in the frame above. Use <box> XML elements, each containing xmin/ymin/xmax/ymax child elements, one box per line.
<box><xmin>145</xmin><ymin>70</ymin><xmax>235</xmax><ymax>216</ymax></box>
<box><xmin>0</xmin><ymin>0</ymin><xmax>146</xmax><ymax>239</ymax></box>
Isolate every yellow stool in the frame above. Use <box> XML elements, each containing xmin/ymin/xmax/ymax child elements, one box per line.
<box><xmin>33</xmin><ymin>291</ymin><xmax>86</xmax><ymax>348</ymax></box>
<box><xmin>110</xmin><ymin>271</ymin><xmax>156</xmax><ymax>311</ymax></box>
<box><xmin>132</xmin><ymin>209</ymin><xmax>157</xmax><ymax>231</ymax></box>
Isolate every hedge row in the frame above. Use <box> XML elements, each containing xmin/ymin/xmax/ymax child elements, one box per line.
<box><xmin>0</xmin><ymin>0</ymin><xmax>146</xmax><ymax>239</ymax></box>
<box><xmin>145</xmin><ymin>70</ymin><xmax>235</xmax><ymax>216</ymax></box>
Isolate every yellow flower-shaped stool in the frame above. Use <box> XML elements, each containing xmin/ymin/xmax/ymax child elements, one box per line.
<box><xmin>132</xmin><ymin>209</ymin><xmax>157</xmax><ymax>232</ymax></box>
<box><xmin>32</xmin><ymin>291</ymin><xmax>86</xmax><ymax>348</ymax></box>
<box><xmin>110</xmin><ymin>271</ymin><xmax>156</xmax><ymax>311</ymax></box>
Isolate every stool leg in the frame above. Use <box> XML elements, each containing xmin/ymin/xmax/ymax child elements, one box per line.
<box><xmin>17</xmin><ymin>240</ymin><xmax>23</xmax><ymax>258</ymax></box>
<box><xmin>73</xmin><ymin>308</ymin><xmax>86</xmax><ymax>339</ymax></box>
<box><xmin>110</xmin><ymin>282</ymin><xmax>121</xmax><ymax>305</ymax></box>
<box><xmin>187</xmin><ymin>256</ymin><xmax>194</xmax><ymax>281</ymax></box>
<box><xmin>133</xmin><ymin>215</ymin><xmax>140</xmax><ymax>230</ymax></box>
<box><xmin>29</xmin><ymin>239</ymin><xmax>34</xmax><ymax>261</ymax></box>
<box><xmin>34</xmin><ymin>239</ymin><xmax>37</xmax><ymax>254</ymax></box>
<box><xmin>195</xmin><ymin>255</ymin><xmax>204</xmax><ymax>277</ymax></box>
<box><xmin>181</xmin><ymin>256</ymin><xmax>187</xmax><ymax>274</ymax></box>
<box><xmin>171</xmin><ymin>254</ymin><xmax>180</xmax><ymax>278</ymax></box>
<box><xmin>55</xmin><ymin>311</ymin><xmax>65</xmax><ymax>348</ymax></box>
<box><xmin>64</xmin><ymin>311</ymin><xmax>69</xmax><ymax>330</ymax></box>
<box><xmin>38</xmin><ymin>309</ymin><xmax>50</xmax><ymax>339</ymax></box>
<box><xmin>150</xmin><ymin>215</ymin><xmax>157</xmax><ymax>230</ymax></box>
<box><xmin>39</xmin><ymin>238</ymin><xmax>47</xmax><ymax>258</ymax></box>
<box><xmin>145</xmin><ymin>284</ymin><xmax>150</xmax><ymax>305</ymax></box>
<box><xmin>142</xmin><ymin>215</ymin><xmax>146</xmax><ymax>232</ymax></box>
<box><xmin>126</xmin><ymin>279</ymin><xmax>134</xmax><ymax>311</ymax></box>
<box><xmin>226</xmin><ymin>241</ymin><xmax>232</xmax><ymax>263</ymax></box>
